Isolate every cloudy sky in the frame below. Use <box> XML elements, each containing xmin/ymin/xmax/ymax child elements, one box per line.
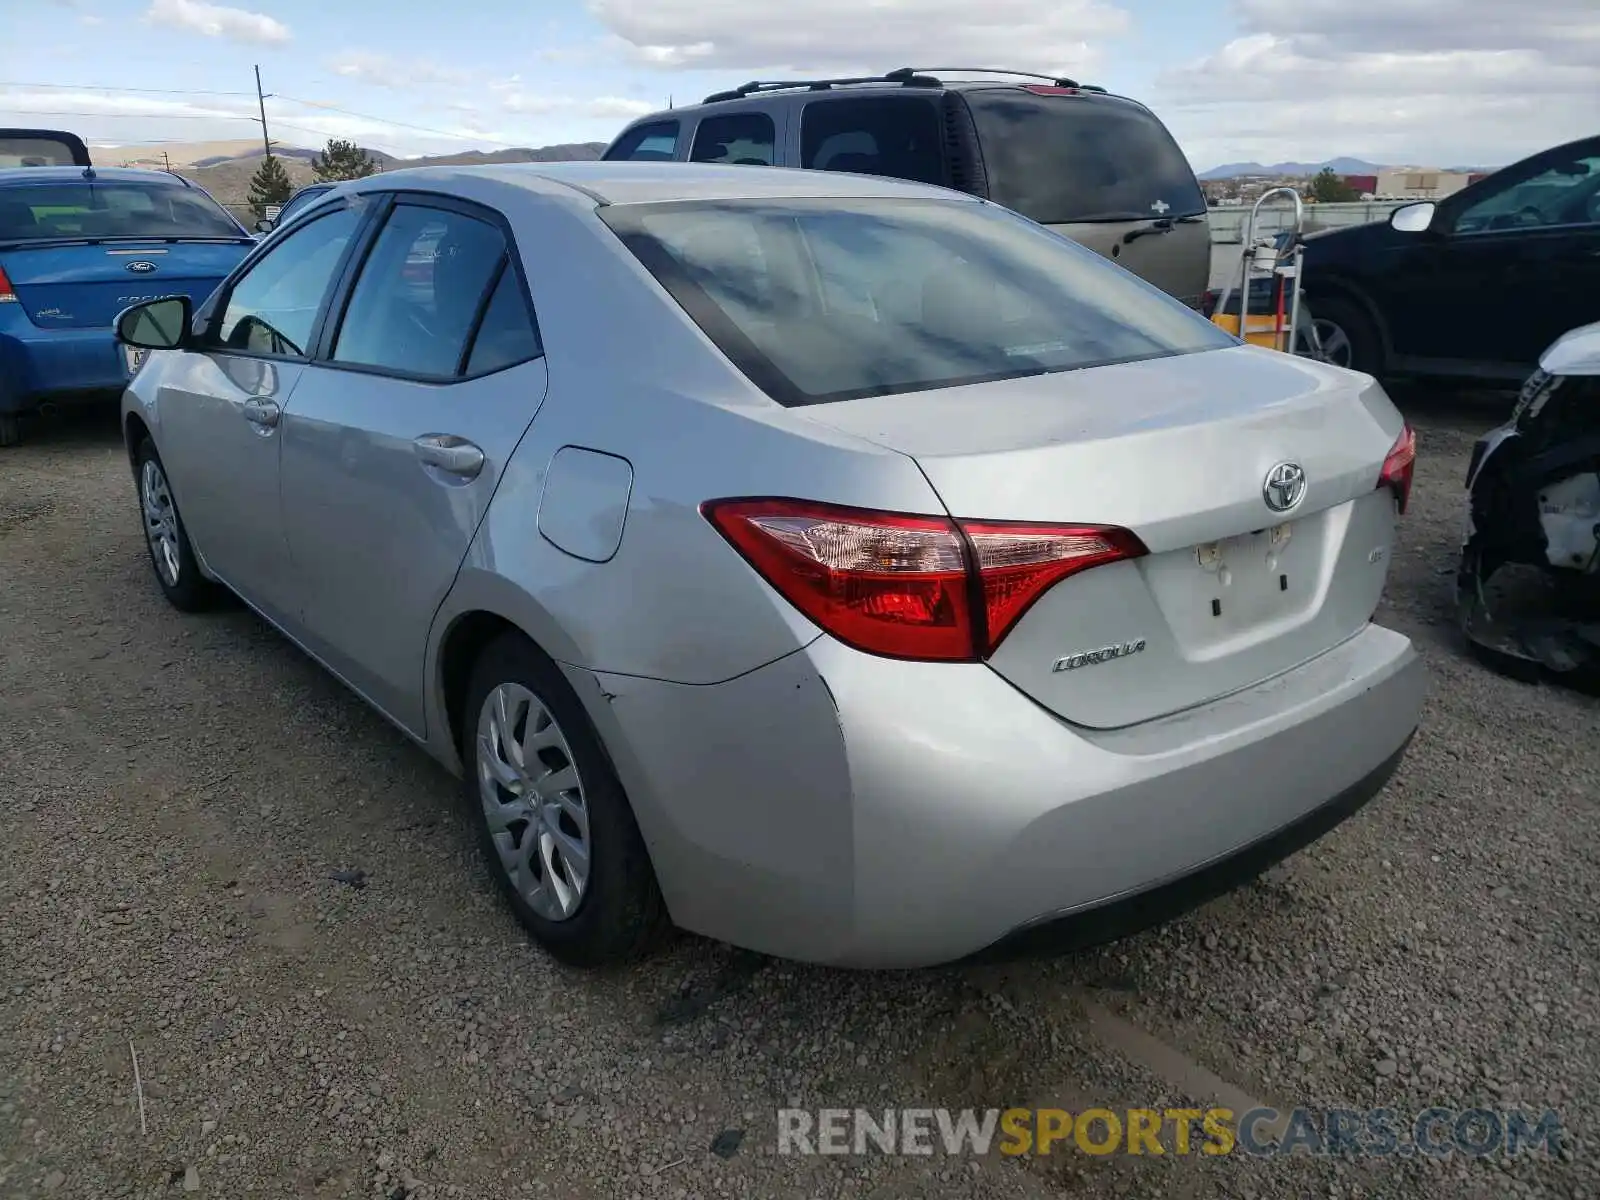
<box><xmin>4</xmin><ymin>0</ymin><xmax>1595</xmax><ymax>169</ymax></box>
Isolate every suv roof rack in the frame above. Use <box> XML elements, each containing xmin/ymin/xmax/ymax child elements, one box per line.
<box><xmin>701</xmin><ymin>70</ymin><xmax>943</xmax><ymax>105</ymax></box>
<box><xmin>900</xmin><ymin>67</ymin><xmax>1106</xmax><ymax>92</ymax></box>
<box><xmin>699</xmin><ymin>67</ymin><xmax>1107</xmax><ymax>105</ymax></box>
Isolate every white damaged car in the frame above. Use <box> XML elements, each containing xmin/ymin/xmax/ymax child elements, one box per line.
<box><xmin>1459</xmin><ymin>321</ymin><xmax>1600</xmax><ymax>685</ymax></box>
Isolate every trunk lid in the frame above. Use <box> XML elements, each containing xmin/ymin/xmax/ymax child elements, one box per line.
<box><xmin>0</xmin><ymin>241</ymin><xmax>249</xmax><ymax>328</ymax></box>
<box><xmin>798</xmin><ymin>344</ymin><xmax>1406</xmax><ymax>728</ymax></box>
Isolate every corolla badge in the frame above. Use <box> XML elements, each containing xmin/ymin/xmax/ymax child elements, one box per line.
<box><xmin>1262</xmin><ymin>461</ymin><xmax>1307</xmax><ymax>513</ymax></box>
<box><xmin>1052</xmin><ymin>639</ymin><xmax>1147</xmax><ymax>672</ymax></box>
<box><xmin>125</xmin><ymin>260</ymin><xmax>158</xmax><ymax>274</ymax></box>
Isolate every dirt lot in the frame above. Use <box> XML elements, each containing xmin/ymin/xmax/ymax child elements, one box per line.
<box><xmin>2</xmin><ymin>397</ymin><xmax>1596</xmax><ymax>1200</ymax></box>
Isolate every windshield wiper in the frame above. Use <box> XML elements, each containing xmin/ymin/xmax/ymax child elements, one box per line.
<box><xmin>0</xmin><ymin>234</ymin><xmax>249</xmax><ymax>251</ymax></box>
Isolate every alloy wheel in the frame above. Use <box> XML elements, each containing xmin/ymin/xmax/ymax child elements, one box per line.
<box><xmin>476</xmin><ymin>682</ymin><xmax>592</xmax><ymax>922</ymax></box>
<box><xmin>1311</xmin><ymin>318</ymin><xmax>1353</xmax><ymax>368</ymax></box>
<box><xmin>140</xmin><ymin>459</ymin><xmax>182</xmax><ymax>586</ymax></box>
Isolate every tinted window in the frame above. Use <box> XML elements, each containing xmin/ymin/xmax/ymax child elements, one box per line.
<box><xmin>605</xmin><ymin>121</ymin><xmax>681</xmax><ymax>162</ymax></box>
<box><xmin>690</xmin><ymin>113</ymin><xmax>777</xmax><ymax>165</ymax></box>
<box><xmin>333</xmin><ymin>203</ymin><xmax>506</xmax><ymax>377</ymax></box>
<box><xmin>964</xmin><ymin>90</ymin><xmax>1206</xmax><ymax>225</ymax></box>
<box><xmin>1453</xmin><ymin>149</ymin><xmax>1600</xmax><ymax>234</ymax></box>
<box><xmin>800</xmin><ymin>97</ymin><xmax>945</xmax><ymax>186</ymax></box>
<box><xmin>0</xmin><ymin>180</ymin><xmax>243</xmax><ymax>243</ymax></box>
<box><xmin>216</xmin><ymin>205</ymin><xmax>362</xmax><ymax>356</ymax></box>
<box><xmin>603</xmin><ymin>197</ymin><xmax>1230</xmax><ymax>407</ymax></box>
<box><xmin>465</xmin><ymin>265</ymin><xmax>542</xmax><ymax>375</ymax></box>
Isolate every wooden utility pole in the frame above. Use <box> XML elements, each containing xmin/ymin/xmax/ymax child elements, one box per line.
<box><xmin>254</xmin><ymin>65</ymin><xmax>274</xmax><ymax>159</ymax></box>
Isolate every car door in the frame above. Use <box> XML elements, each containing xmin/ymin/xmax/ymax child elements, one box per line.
<box><xmin>155</xmin><ymin>201</ymin><xmax>368</xmax><ymax>628</ymax></box>
<box><xmin>277</xmin><ymin>193</ymin><xmax>548</xmax><ymax>733</ymax></box>
<box><xmin>1388</xmin><ymin>139</ymin><xmax>1600</xmax><ymax>374</ymax></box>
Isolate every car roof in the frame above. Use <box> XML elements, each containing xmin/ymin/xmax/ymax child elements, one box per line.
<box><xmin>614</xmin><ymin>76</ymin><xmax>1151</xmax><ymax>133</ymax></box>
<box><xmin>338</xmin><ymin>160</ymin><xmax>978</xmax><ymax>208</ymax></box>
<box><xmin>0</xmin><ymin>165</ymin><xmax>199</xmax><ymax>187</ymax></box>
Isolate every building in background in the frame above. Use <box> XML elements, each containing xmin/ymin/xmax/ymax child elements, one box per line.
<box><xmin>1373</xmin><ymin>167</ymin><xmax>1475</xmax><ymax>200</ymax></box>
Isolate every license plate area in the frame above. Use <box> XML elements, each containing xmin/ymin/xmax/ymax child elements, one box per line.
<box><xmin>1193</xmin><ymin>521</ymin><xmax>1302</xmax><ymax>632</ymax></box>
<box><xmin>123</xmin><ymin>345</ymin><xmax>150</xmax><ymax>375</ymax></box>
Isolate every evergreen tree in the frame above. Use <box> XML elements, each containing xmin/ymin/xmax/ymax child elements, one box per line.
<box><xmin>1308</xmin><ymin>167</ymin><xmax>1359</xmax><ymax>203</ymax></box>
<box><xmin>247</xmin><ymin>154</ymin><xmax>294</xmax><ymax>220</ymax></box>
<box><xmin>312</xmin><ymin>138</ymin><xmax>379</xmax><ymax>182</ymax></box>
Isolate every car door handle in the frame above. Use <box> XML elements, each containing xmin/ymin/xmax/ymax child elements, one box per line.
<box><xmin>242</xmin><ymin>398</ymin><xmax>280</xmax><ymax>429</ymax></box>
<box><xmin>413</xmin><ymin>434</ymin><xmax>485</xmax><ymax>479</ymax></box>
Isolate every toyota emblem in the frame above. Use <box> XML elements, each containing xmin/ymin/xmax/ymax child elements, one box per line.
<box><xmin>1263</xmin><ymin>462</ymin><xmax>1307</xmax><ymax>512</ymax></box>
<box><xmin>126</xmin><ymin>260</ymin><xmax>158</xmax><ymax>274</ymax></box>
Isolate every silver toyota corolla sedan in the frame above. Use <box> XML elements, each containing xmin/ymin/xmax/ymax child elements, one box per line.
<box><xmin>115</xmin><ymin>162</ymin><xmax>1427</xmax><ymax>969</ymax></box>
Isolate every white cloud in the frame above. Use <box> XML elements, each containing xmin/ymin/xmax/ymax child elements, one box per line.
<box><xmin>586</xmin><ymin>0</ymin><xmax>1128</xmax><ymax>76</ymax></box>
<box><xmin>491</xmin><ymin>82</ymin><xmax>656</xmax><ymax>122</ymax></box>
<box><xmin>144</xmin><ymin>0</ymin><xmax>290</xmax><ymax>44</ymax></box>
<box><xmin>1157</xmin><ymin>0</ymin><xmax>1599</xmax><ymax>170</ymax></box>
<box><xmin>327</xmin><ymin>51</ymin><xmax>468</xmax><ymax>89</ymax></box>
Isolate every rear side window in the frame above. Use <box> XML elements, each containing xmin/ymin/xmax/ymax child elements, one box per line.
<box><xmin>963</xmin><ymin>91</ymin><xmax>1205</xmax><ymax>225</ymax></box>
<box><xmin>464</xmin><ymin>266</ymin><xmax>542</xmax><ymax>376</ymax></box>
<box><xmin>605</xmin><ymin>121</ymin><xmax>681</xmax><ymax>162</ymax></box>
<box><xmin>603</xmin><ymin>196</ymin><xmax>1230</xmax><ymax>407</ymax></box>
<box><xmin>332</xmin><ymin>204</ymin><xmax>507</xmax><ymax>377</ymax></box>
<box><xmin>800</xmin><ymin>97</ymin><xmax>945</xmax><ymax>186</ymax></box>
<box><xmin>690</xmin><ymin>113</ymin><xmax>777</xmax><ymax>165</ymax></box>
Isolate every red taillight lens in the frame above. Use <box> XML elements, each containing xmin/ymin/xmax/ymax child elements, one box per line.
<box><xmin>963</xmin><ymin>521</ymin><xmax>1149</xmax><ymax>652</ymax></box>
<box><xmin>1378</xmin><ymin>423</ymin><xmax>1416</xmax><ymax>515</ymax></box>
<box><xmin>0</xmin><ymin>264</ymin><xmax>16</xmax><ymax>303</ymax></box>
<box><xmin>702</xmin><ymin>498</ymin><xmax>1146</xmax><ymax>662</ymax></box>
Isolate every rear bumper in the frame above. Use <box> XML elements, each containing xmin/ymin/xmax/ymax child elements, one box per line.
<box><xmin>0</xmin><ymin>314</ymin><xmax>128</xmax><ymax>412</ymax></box>
<box><xmin>582</xmin><ymin>621</ymin><xmax>1426</xmax><ymax>969</ymax></box>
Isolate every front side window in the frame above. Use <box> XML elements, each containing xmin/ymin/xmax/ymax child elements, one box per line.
<box><xmin>602</xmin><ymin>196</ymin><xmax>1231</xmax><ymax>407</ymax></box>
<box><xmin>1453</xmin><ymin>147</ymin><xmax>1600</xmax><ymax>234</ymax></box>
<box><xmin>690</xmin><ymin>113</ymin><xmax>777</xmax><ymax>165</ymax></box>
<box><xmin>215</xmin><ymin>205</ymin><xmax>363</xmax><ymax>356</ymax></box>
<box><xmin>963</xmin><ymin>90</ymin><xmax>1207</xmax><ymax>225</ymax></box>
<box><xmin>800</xmin><ymin>97</ymin><xmax>945</xmax><ymax>186</ymax></box>
<box><xmin>0</xmin><ymin>179</ymin><xmax>244</xmax><ymax>243</ymax></box>
<box><xmin>332</xmin><ymin>203</ymin><xmax>507</xmax><ymax>377</ymax></box>
<box><xmin>604</xmin><ymin>121</ymin><xmax>681</xmax><ymax>163</ymax></box>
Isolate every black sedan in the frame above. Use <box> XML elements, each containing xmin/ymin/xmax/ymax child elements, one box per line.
<box><xmin>1301</xmin><ymin>135</ymin><xmax>1600</xmax><ymax>386</ymax></box>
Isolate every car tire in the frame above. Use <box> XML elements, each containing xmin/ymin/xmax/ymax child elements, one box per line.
<box><xmin>0</xmin><ymin>414</ymin><xmax>20</xmax><ymax>448</ymax></box>
<box><xmin>1308</xmin><ymin>295</ymin><xmax>1384</xmax><ymax>378</ymax></box>
<box><xmin>462</xmin><ymin>631</ymin><xmax>667</xmax><ymax>967</ymax></box>
<box><xmin>133</xmin><ymin>438</ymin><xmax>222</xmax><ymax>612</ymax></box>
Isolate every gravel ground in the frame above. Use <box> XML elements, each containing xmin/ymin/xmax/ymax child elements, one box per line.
<box><xmin>2</xmin><ymin>396</ymin><xmax>1596</xmax><ymax>1200</ymax></box>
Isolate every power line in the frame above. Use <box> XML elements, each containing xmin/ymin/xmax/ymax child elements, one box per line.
<box><xmin>0</xmin><ymin>80</ymin><xmax>254</xmax><ymax>97</ymax></box>
<box><xmin>0</xmin><ymin>110</ymin><xmax>257</xmax><ymax>120</ymax></box>
<box><xmin>272</xmin><ymin>93</ymin><xmax>520</xmax><ymax>147</ymax></box>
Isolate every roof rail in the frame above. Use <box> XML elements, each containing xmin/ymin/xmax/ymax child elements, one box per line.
<box><xmin>700</xmin><ymin>70</ymin><xmax>943</xmax><ymax>105</ymax></box>
<box><xmin>897</xmin><ymin>67</ymin><xmax>1106</xmax><ymax>92</ymax></box>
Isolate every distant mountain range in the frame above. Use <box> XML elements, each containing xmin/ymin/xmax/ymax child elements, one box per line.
<box><xmin>159</xmin><ymin>141</ymin><xmax>608</xmax><ymax>204</ymax></box>
<box><xmin>1200</xmin><ymin>157</ymin><xmax>1498</xmax><ymax>180</ymax></box>
<box><xmin>1199</xmin><ymin>158</ymin><xmax>1384</xmax><ymax>180</ymax></box>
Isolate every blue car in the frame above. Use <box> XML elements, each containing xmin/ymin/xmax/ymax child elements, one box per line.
<box><xmin>0</xmin><ymin>165</ymin><xmax>255</xmax><ymax>447</ymax></box>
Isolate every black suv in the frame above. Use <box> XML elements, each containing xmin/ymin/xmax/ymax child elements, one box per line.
<box><xmin>1302</xmin><ymin>134</ymin><xmax>1600</xmax><ymax>385</ymax></box>
<box><xmin>603</xmin><ymin>68</ymin><xmax>1211</xmax><ymax>308</ymax></box>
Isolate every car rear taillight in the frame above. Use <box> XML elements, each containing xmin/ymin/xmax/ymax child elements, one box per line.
<box><xmin>702</xmin><ymin>498</ymin><xmax>1147</xmax><ymax>662</ymax></box>
<box><xmin>1377</xmin><ymin>423</ymin><xmax>1416</xmax><ymax>515</ymax></box>
<box><xmin>0</xmin><ymin>265</ymin><xmax>15</xmax><ymax>303</ymax></box>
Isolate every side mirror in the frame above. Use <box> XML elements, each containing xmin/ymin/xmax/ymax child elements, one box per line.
<box><xmin>115</xmin><ymin>295</ymin><xmax>193</xmax><ymax>351</ymax></box>
<box><xmin>254</xmin><ymin>217</ymin><xmax>274</xmax><ymax>233</ymax></box>
<box><xmin>1389</xmin><ymin>201</ymin><xmax>1437</xmax><ymax>234</ymax></box>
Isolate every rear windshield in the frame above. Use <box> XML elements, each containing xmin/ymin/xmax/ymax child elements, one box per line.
<box><xmin>0</xmin><ymin>180</ymin><xmax>243</xmax><ymax>243</ymax></box>
<box><xmin>964</xmin><ymin>90</ymin><xmax>1206</xmax><ymax>225</ymax></box>
<box><xmin>0</xmin><ymin>133</ymin><xmax>89</xmax><ymax>168</ymax></box>
<box><xmin>601</xmin><ymin>196</ymin><xmax>1232</xmax><ymax>407</ymax></box>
